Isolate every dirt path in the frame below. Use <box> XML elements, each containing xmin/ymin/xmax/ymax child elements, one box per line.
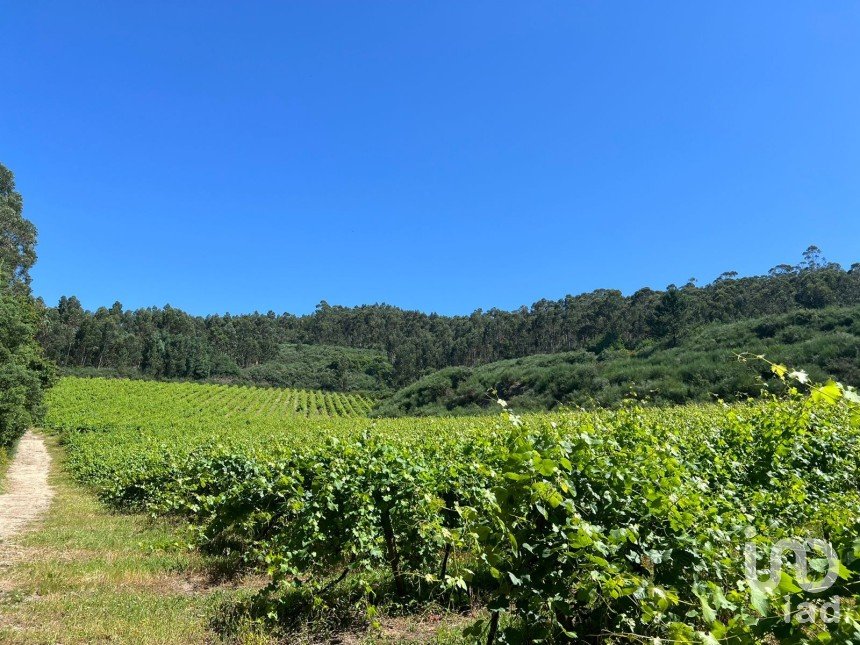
<box><xmin>0</xmin><ymin>431</ymin><xmax>53</xmax><ymax>544</ymax></box>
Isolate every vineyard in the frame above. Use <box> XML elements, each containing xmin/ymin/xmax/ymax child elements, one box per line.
<box><xmin>44</xmin><ymin>374</ymin><xmax>860</xmax><ymax>643</ymax></box>
<box><xmin>45</xmin><ymin>377</ymin><xmax>374</xmax><ymax>431</ymax></box>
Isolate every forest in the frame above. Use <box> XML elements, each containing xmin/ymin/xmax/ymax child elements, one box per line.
<box><xmin>376</xmin><ymin>304</ymin><xmax>860</xmax><ymax>415</ymax></box>
<box><xmin>37</xmin><ymin>248</ymin><xmax>860</xmax><ymax>398</ymax></box>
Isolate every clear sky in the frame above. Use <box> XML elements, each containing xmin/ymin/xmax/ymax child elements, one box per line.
<box><xmin>3</xmin><ymin>2</ymin><xmax>859</xmax><ymax>316</ymax></box>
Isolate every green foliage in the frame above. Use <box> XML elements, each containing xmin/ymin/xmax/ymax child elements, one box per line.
<box><xmin>44</xmin><ymin>377</ymin><xmax>374</xmax><ymax>440</ymax></box>
<box><xmin>376</xmin><ymin>305</ymin><xmax>860</xmax><ymax>416</ymax></box>
<box><xmin>37</xmin><ymin>249</ymin><xmax>860</xmax><ymax>388</ymax></box>
<box><xmin>0</xmin><ymin>162</ymin><xmax>37</xmax><ymax>288</ymax></box>
<box><xmin>244</xmin><ymin>343</ymin><xmax>394</xmax><ymax>393</ymax></box>
<box><xmin>0</xmin><ymin>445</ymin><xmax>9</xmax><ymax>486</ymax></box>
<box><xmin>0</xmin><ymin>162</ymin><xmax>55</xmax><ymax>446</ymax></box>
<box><xmin>651</xmin><ymin>283</ymin><xmax>689</xmax><ymax>346</ymax></box>
<box><xmin>46</xmin><ymin>374</ymin><xmax>860</xmax><ymax>643</ymax></box>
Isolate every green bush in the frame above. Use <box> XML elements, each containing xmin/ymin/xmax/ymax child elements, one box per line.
<box><xmin>0</xmin><ymin>286</ymin><xmax>55</xmax><ymax>445</ymax></box>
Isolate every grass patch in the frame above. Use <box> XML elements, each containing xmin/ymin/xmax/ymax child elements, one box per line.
<box><xmin>0</xmin><ymin>447</ymin><xmax>8</xmax><ymax>493</ymax></box>
<box><xmin>0</xmin><ymin>439</ymin><xmax>17</xmax><ymax>494</ymax></box>
<box><xmin>0</xmin><ymin>434</ymin><xmax>242</xmax><ymax>644</ymax></box>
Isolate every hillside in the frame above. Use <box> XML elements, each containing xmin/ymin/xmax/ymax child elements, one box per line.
<box><xmin>374</xmin><ymin>304</ymin><xmax>860</xmax><ymax>416</ymax></box>
<box><xmin>38</xmin><ymin>251</ymin><xmax>860</xmax><ymax>388</ymax></box>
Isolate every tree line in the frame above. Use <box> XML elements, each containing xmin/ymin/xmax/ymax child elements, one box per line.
<box><xmin>38</xmin><ymin>246</ymin><xmax>860</xmax><ymax>388</ymax></box>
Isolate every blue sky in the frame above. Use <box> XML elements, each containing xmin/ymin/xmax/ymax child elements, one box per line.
<box><xmin>3</xmin><ymin>2</ymin><xmax>859</xmax><ymax>316</ymax></box>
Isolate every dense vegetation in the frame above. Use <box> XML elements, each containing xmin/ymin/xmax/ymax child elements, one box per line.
<box><xmin>377</xmin><ymin>304</ymin><xmax>860</xmax><ymax>416</ymax></box>
<box><xmin>47</xmin><ymin>378</ymin><xmax>373</xmax><ymax>436</ymax></box>
<box><xmin>0</xmin><ymin>162</ymin><xmax>54</xmax><ymax>449</ymax></box>
<box><xmin>62</xmin><ymin>341</ymin><xmax>395</xmax><ymax>395</ymax></box>
<box><xmin>37</xmin><ymin>248</ymin><xmax>860</xmax><ymax>389</ymax></box>
<box><xmin>243</xmin><ymin>343</ymin><xmax>393</xmax><ymax>393</ymax></box>
<box><xmin>46</xmin><ymin>373</ymin><xmax>860</xmax><ymax>642</ymax></box>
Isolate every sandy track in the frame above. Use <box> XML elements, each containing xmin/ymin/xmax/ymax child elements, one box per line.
<box><xmin>0</xmin><ymin>431</ymin><xmax>53</xmax><ymax>543</ymax></box>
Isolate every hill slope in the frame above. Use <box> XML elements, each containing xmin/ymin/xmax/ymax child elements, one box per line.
<box><xmin>39</xmin><ymin>254</ymin><xmax>860</xmax><ymax>388</ymax></box>
<box><xmin>374</xmin><ymin>305</ymin><xmax>860</xmax><ymax>416</ymax></box>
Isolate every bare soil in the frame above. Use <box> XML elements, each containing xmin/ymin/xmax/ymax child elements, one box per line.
<box><xmin>0</xmin><ymin>431</ymin><xmax>53</xmax><ymax>546</ymax></box>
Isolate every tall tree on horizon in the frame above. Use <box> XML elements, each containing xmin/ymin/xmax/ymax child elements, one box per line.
<box><xmin>651</xmin><ymin>284</ymin><xmax>688</xmax><ymax>347</ymax></box>
<box><xmin>0</xmin><ymin>163</ymin><xmax>38</xmax><ymax>289</ymax></box>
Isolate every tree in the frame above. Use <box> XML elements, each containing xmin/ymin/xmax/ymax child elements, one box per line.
<box><xmin>796</xmin><ymin>272</ymin><xmax>836</xmax><ymax>309</ymax></box>
<box><xmin>715</xmin><ymin>271</ymin><xmax>738</xmax><ymax>282</ymax></box>
<box><xmin>769</xmin><ymin>264</ymin><xmax>796</xmax><ymax>276</ymax></box>
<box><xmin>0</xmin><ymin>162</ymin><xmax>55</xmax><ymax>446</ymax></box>
<box><xmin>651</xmin><ymin>284</ymin><xmax>688</xmax><ymax>347</ymax></box>
<box><xmin>0</xmin><ymin>163</ymin><xmax>38</xmax><ymax>288</ymax></box>
<box><xmin>800</xmin><ymin>244</ymin><xmax>825</xmax><ymax>271</ymax></box>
